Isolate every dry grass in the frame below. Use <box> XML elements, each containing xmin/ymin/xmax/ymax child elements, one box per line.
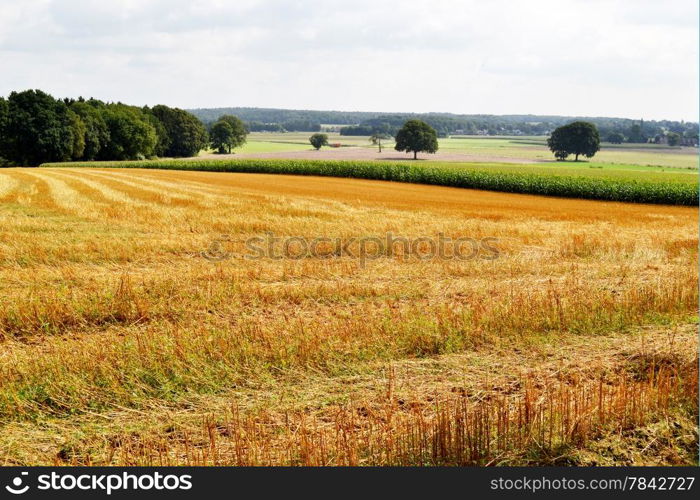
<box><xmin>120</xmin><ymin>358</ymin><xmax>696</xmax><ymax>466</ymax></box>
<box><xmin>0</xmin><ymin>167</ymin><xmax>696</xmax><ymax>465</ymax></box>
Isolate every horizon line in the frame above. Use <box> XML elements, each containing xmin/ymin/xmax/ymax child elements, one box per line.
<box><xmin>184</xmin><ymin>105</ymin><xmax>698</xmax><ymax>124</ymax></box>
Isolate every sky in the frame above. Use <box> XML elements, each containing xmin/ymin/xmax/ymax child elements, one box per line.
<box><xmin>0</xmin><ymin>0</ymin><xmax>697</xmax><ymax>121</ymax></box>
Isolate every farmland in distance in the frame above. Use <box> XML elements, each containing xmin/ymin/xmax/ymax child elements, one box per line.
<box><xmin>220</xmin><ymin>132</ymin><xmax>700</xmax><ymax>170</ymax></box>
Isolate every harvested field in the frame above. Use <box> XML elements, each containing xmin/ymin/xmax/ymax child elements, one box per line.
<box><xmin>0</xmin><ymin>167</ymin><xmax>697</xmax><ymax>465</ymax></box>
<box><xmin>39</xmin><ymin>160</ymin><xmax>699</xmax><ymax>205</ymax></box>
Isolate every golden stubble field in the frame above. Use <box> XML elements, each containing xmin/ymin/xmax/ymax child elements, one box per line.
<box><xmin>0</xmin><ymin>167</ymin><xmax>697</xmax><ymax>465</ymax></box>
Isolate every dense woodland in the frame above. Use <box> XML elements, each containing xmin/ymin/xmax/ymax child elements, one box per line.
<box><xmin>191</xmin><ymin>107</ymin><xmax>699</xmax><ymax>144</ymax></box>
<box><xmin>0</xmin><ymin>90</ymin><xmax>208</xmax><ymax>166</ymax></box>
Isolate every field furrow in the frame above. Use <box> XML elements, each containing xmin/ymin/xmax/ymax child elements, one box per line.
<box><xmin>94</xmin><ymin>169</ymin><xmax>238</xmax><ymax>202</ymax></box>
<box><xmin>0</xmin><ymin>173</ymin><xmax>19</xmax><ymax>200</ymax></box>
<box><xmin>20</xmin><ymin>170</ymin><xmax>100</xmax><ymax>215</ymax></box>
<box><xmin>74</xmin><ymin>170</ymin><xmax>204</xmax><ymax>208</ymax></box>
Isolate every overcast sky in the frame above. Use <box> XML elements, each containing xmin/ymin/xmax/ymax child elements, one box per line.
<box><xmin>0</xmin><ymin>0</ymin><xmax>697</xmax><ymax>121</ymax></box>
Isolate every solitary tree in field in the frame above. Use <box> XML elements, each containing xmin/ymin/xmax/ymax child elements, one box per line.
<box><xmin>370</xmin><ymin>132</ymin><xmax>391</xmax><ymax>152</ymax></box>
<box><xmin>309</xmin><ymin>133</ymin><xmax>328</xmax><ymax>150</ymax></box>
<box><xmin>547</xmin><ymin>121</ymin><xmax>600</xmax><ymax>161</ymax></box>
<box><xmin>394</xmin><ymin>120</ymin><xmax>438</xmax><ymax>159</ymax></box>
<box><xmin>210</xmin><ymin>115</ymin><xmax>247</xmax><ymax>153</ymax></box>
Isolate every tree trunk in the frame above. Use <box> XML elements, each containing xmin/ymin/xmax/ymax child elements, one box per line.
<box><xmin>575</xmin><ymin>153</ymin><xmax>579</xmax><ymax>161</ymax></box>
<box><xmin>378</xmin><ymin>140</ymin><xmax>382</xmax><ymax>153</ymax></box>
<box><xmin>413</xmin><ymin>151</ymin><xmax>417</xmax><ymax>160</ymax></box>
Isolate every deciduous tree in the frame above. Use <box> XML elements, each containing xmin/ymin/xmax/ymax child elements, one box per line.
<box><xmin>210</xmin><ymin>115</ymin><xmax>247</xmax><ymax>153</ymax></box>
<box><xmin>69</xmin><ymin>100</ymin><xmax>110</xmax><ymax>160</ymax></box>
<box><xmin>547</xmin><ymin>121</ymin><xmax>600</xmax><ymax>161</ymax></box>
<box><xmin>370</xmin><ymin>132</ymin><xmax>391</xmax><ymax>152</ymax></box>
<box><xmin>394</xmin><ymin>120</ymin><xmax>438</xmax><ymax>160</ymax></box>
<box><xmin>0</xmin><ymin>89</ymin><xmax>77</xmax><ymax>166</ymax></box>
<box><xmin>151</xmin><ymin>105</ymin><xmax>209</xmax><ymax>157</ymax></box>
<box><xmin>606</xmin><ymin>132</ymin><xmax>625</xmax><ymax>144</ymax></box>
<box><xmin>210</xmin><ymin>121</ymin><xmax>235</xmax><ymax>154</ymax></box>
<box><xmin>309</xmin><ymin>133</ymin><xmax>328</xmax><ymax>150</ymax></box>
<box><xmin>98</xmin><ymin>104</ymin><xmax>157</xmax><ymax>161</ymax></box>
<box><xmin>667</xmin><ymin>132</ymin><xmax>681</xmax><ymax>147</ymax></box>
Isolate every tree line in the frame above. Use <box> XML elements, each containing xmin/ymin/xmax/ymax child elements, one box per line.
<box><xmin>190</xmin><ymin>107</ymin><xmax>370</xmax><ymax>127</ymax></box>
<box><xmin>0</xmin><ymin>89</ymin><xmax>210</xmax><ymax>166</ymax></box>
<box><xmin>189</xmin><ymin>107</ymin><xmax>698</xmax><ymax>141</ymax></box>
<box><xmin>604</xmin><ymin>120</ymin><xmax>697</xmax><ymax>146</ymax></box>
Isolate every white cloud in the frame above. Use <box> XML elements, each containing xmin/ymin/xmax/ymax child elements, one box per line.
<box><xmin>0</xmin><ymin>0</ymin><xmax>696</xmax><ymax>120</ymax></box>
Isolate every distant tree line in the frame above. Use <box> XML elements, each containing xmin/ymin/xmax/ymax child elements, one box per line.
<box><xmin>604</xmin><ymin>119</ymin><xmax>698</xmax><ymax>146</ymax></box>
<box><xmin>190</xmin><ymin>107</ymin><xmax>372</xmax><ymax>127</ymax></box>
<box><xmin>343</xmin><ymin>116</ymin><xmax>699</xmax><ymax>144</ymax></box>
<box><xmin>188</xmin><ymin>107</ymin><xmax>699</xmax><ymax>141</ymax></box>
<box><xmin>0</xmin><ymin>89</ymin><xmax>208</xmax><ymax>166</ymax></box>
